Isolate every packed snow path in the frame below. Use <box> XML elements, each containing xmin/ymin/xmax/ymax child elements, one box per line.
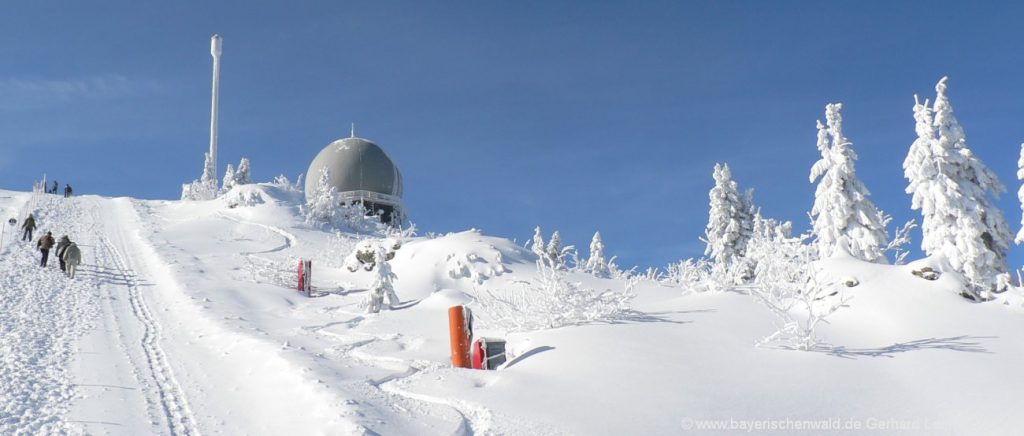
<box><xmin>0</xmin><ymin>194</ymin><xmax>200</xmax><ymax>434</ymax></box>
<box><xmin>0</xmin><ymin>194</ymin><xmax>103</xmax><ymax>434</ymax></box>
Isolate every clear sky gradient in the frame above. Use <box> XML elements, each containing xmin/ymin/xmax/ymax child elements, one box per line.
<box><xmin>2</xmin><ymin>1</ymin><xmax>1023</xmax><ymax>270</ymax></box>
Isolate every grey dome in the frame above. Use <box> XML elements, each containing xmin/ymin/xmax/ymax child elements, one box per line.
<box><xmin>304</xmin><ymin>137</ymin><xmax>403</xmax><ymax>203</ymax></box>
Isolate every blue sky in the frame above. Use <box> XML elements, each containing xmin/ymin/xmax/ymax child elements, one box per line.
<box><xmin>1</xmin><ymin>1</ymin><xmax>1023</xmax><ymax>270</ymax></box>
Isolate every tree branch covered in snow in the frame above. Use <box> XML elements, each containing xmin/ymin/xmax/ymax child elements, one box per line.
<box><xmin>747</xmin><ymin>232</ymin><xmax>849</xmax><ymax>351</ymax></box>
<box><xmin>881</xmin><ymin>215</ymin><xmax>917</xmax><ymax>265</ymax></box>
<box><xmin>475</xmin><ymin>260</ymin><xmax>636</xmax><ymax>332</ymax></box>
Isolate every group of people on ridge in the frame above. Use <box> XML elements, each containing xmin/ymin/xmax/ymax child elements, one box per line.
<box><xmin>48</xmin><ymin>180</ymin><xmax>72</xmax><ymax>197</ymax></box>
<box><xmin>21</xmin><ymin>213</ymin><xmax>82</xmax><ymax>278</ymax></box>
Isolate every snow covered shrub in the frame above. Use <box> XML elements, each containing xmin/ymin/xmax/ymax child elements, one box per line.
<box><xmin>344</xmin><ymin>239</ymin><xmax>402</xmax><ymax>313</ymax></box>
<box><xmin>337</xmin><ymin>203</ymin><xmax>389</xmax><ymax>235</ymax></box>
<box><xmin>747</xmin><ymin>233</ymin><xmax>848</xmax><ymax>351</ymax></box>
<box><xmin>705</xmin><ymin>258</ymin><xmax>754</xmax><ymax>292</ymax></box>
<box><xmin>222</xmin><ymin>185</ymin><xmax>266</xmax><ymax>208</ymax></box>
<box><xmin>272</xmin><ymin>173</ymin><xmax>303</xmax><ymax>193</ymax></box>
<box><xmin>476</xmin><ymin>260</ymin><xmax>635</xmax><ymax>332</ymax></box>
<box><xmin>662</xmin><ymin>258</ymin><xmax>712</xmax><ymax>292</ymax></box>
<box><xmin>637</xmin><ymin>266</ymin><xmax>661</xmax><ymax>282</ymax></box>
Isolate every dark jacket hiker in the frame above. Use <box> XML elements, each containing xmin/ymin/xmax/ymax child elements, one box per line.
<box><xmin>22</xmin><ymin>214</ymin><xmax>36</xmax><ymax>241</ymax></box>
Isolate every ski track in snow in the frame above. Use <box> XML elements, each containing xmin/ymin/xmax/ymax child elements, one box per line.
<box><xmin>215</xmin><ymin>211</ymin><xmax>296</xmax><ymax>255</ymax></box>
<box><xmin>96</xmin><ymin>230</ymin><xmax>199</xmax><ymax>436</ymax></box>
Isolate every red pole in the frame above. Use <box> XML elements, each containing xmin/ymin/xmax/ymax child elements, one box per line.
<box><xmin>448</xmin><ymin>306</ymin><xmax>472</xmax><ymax>368</ymax></box>
<box><xmin>298</xmin><ymin>259</ymin><xmax>305</xmax><ymax>292</ymax></box>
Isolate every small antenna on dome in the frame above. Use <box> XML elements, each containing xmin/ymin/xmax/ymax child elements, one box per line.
<box><xmin>350</xmin><ymin>122</ymin><xmax>356</xmax><ymax>138</ymax></box>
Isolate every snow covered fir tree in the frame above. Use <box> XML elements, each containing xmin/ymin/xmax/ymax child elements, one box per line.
<box><xmin>904</xmin><ymin>77</ymin><xmax>1013</xmax><ymax>297</ymax></box>
<box><xmin>703</xmin><ymin>162</ymin><xmax>754</xmax><ymax>265</ymax></box>
<box><xmin>808</xmin><ymin>103</ymin><xmax>888</xmax><ymax>263</ymax></box>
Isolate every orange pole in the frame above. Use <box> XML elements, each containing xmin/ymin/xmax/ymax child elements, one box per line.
<box><xmin>448</xmin><ymin>305</ymin><xmax>471</xmax><ymax>368</ymax></box>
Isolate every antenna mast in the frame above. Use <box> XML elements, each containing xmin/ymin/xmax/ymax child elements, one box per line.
<box><xmin>209</xmin><ymin>34</ymin><xmax>223</xmax><ymax>184</ymax></box>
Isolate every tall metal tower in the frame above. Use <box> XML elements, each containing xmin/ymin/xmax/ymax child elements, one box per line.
<box><xmin>209</xmin><ymin>34</ymin><xmax>223</xmax><ymax>183</ymax></box>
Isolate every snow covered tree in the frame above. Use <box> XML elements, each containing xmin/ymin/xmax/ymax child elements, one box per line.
<box><xmin>305</xmin><ymin>167</ymin><xmax>339</xmax><ymax>226</ymax></box>
<box><xmin>531</xmin><ymin>226</ymin><xmax>547</xmax><ymax>264</ymax></box>
<box><xmin>181</xmin><ymin>152</ymin><xmax>219</xmax><ymax>200</ymax></box>
<box><xmin>234</xmin><ymin>157</ymin><xmax>252</xmax><ymax>186</ymax></box>
<box><xmin>222</xmin><ymin>158</ymin><xmax>251</xmax><ymax>192</ymax></box>
<box><xmin>704</xmin><ymin>163</ymin><xmax>753</xmax><ymax>264</ymax></box>
<box><xmin>1017</xmin><ymin>144</ymin><xmax>1024</xmax><ymax>245</ymax></box>
<box><xmin>809</xmin><ymin>103</ymin><xmax>888</xmax><ymax>262</ymax></box>
<box><xmin>547</xmin><ymin>230</ymin><xmax>564</xmax><ymax>268</ymax></box>
<box><xmin>904</xmin><ymin>77</ymin><xmax>1013</xmax><ymax>295</ymax></box>
<box><xmin>202</xmin><ymin>151</ymin><xmax>216</xmax><ymax>189</ymax></box>
<box><xmin>222</xmin><ymin>163</ymin><xmax>236</xmax><ymax>192</ymax></box>
<box><xmin>585</xmin><ymin>231</ymin><xmax>610</xmax><ymax>277</ymax></box>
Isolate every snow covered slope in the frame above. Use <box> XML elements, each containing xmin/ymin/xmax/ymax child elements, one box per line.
<box><xmin>0</xmin><ymin>186</ymin><xmax>1022</xmax><ymax>435</ymax></box>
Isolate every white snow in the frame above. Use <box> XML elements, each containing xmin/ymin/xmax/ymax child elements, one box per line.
<box><xmin>0</xmin><ymin>185</ymin><xmax>1023</xmax><ymax>435</ymax></box>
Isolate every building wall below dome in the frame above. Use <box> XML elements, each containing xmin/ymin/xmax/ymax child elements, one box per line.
<box><xmin>345</xmin><ymin>200</ymin><xmax>401</xmax><ymax>225</ymax></box>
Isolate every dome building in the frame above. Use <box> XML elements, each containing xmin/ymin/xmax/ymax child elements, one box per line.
<box><xmin>305</xmin><ymin>129</ymin><xmax>404</xmax><ymax>224</ymax></box>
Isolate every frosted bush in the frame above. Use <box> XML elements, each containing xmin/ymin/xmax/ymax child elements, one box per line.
<box><xmin>662</xmin><ymin>258</ymin><xmax>711</xmax><ymax>292</ymax></box>
<box><xmin>272</xmin><ymin>174</ymin><xmax>303</xmax><ymax>193</ymax></box>
<box><xmin>476</xmin><ymin>260</ymin><xmax>635</xmax><ymax>332</ymax></box>
<box><xmin>344</xmin><ymin>239</ymin><xmax>402</xmax><ymax>313</ymax></box>
<box><xmin>222</xmin><ymin>186</ymin><xmax>265</xmax><ymax>208</ymax></box>
<box><xmin>747</xmin><ymin>232</ymin><xmax>848</xmax><ymax>351</ymax></box>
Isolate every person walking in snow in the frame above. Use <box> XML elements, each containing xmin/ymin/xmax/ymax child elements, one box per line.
<box><xmin>62</xmin><ymin>242</ymin><xmax>81</xmax><ymax>279</ymax></box>
<box><xmin>51</xmin><ymin>180</ymin><xmax>58</xmax><ymax>195</ymax></box>
<box><xmin>64</xmin><ymin>184</ymin><xmax>72</xmax><ymax>198</ymax></box>
<box><xmin>37</xmin><ymin>231</ymin><xmax>55</xmax><ymax>267</ymax></box>
<box><xmin>21</xmin><ymin>214</ymin><xmax>36</xmax><ymax>241</ymax></box>
<box><xmin>55</xmin><ymin>235</ymin><xmax>71</xmax><ymax>272</ymax></box>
